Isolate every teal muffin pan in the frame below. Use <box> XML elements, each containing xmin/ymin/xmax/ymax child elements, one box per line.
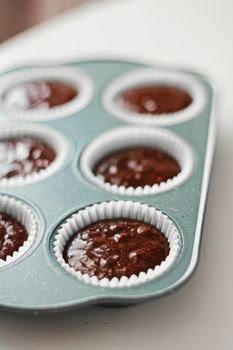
<box><xmin>0</xmin><ymin>59</ymin><xmax>216</xmax><ymax>312</ymax></box>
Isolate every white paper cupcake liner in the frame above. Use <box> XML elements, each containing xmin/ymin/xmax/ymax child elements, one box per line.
<box><xmin>0</xmin><ymin>195</ymin><xmax>38</xmax><ymax>267</ymax></box>
<box><xmin>80</xmin><ymin>126</ymin><xmax>194</xmax><ymax>196</ymax></box>
<box><xmin>0</xmin><ymin>123</ymin><xmax>69</xmax><ymax>187</ymax></box>
<box><xmin>103</xmin><ymin>68</ymin><xmax>206</xmax><ymax>126</ymax></box>
<box><xmin>54</xmin><ymin>200</ymin><xmax>181</xmax><ymax>288</ymax></box>
<box><xmin>0</xmin><ymin>66</ymin><xmax>94</xmax><ymax>120</ymax></box>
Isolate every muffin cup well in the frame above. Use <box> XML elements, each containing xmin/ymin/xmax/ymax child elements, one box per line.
<box><xmin>0</xmin><ymin>123</ymin><xmax>69</xmax><ymax>187</ymax></box>
<box><xmin>0</xmin><ymin>66</ymin><xmax>94</xmax><ymax>120</ymax></box>
<box><xmin>0</xmin><ymin>195</ymin><xmax>38</xmax><ymax>267</ymax></box>
<box><xmin>103</xmin><ymin>68</ymin><xmax>206</xmax><ymax>126</ymax></box>
<box><xmin>80</xmin><ymin>126</ymin><xmax>194</xmax><ymax>196</ymax></box>
<box><xmin>53</xmin><ymin>200</ymin><xmax>181</xmax><ymax>288</ymax></box>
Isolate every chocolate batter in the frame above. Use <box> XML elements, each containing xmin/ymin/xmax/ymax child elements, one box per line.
<box><xmin>64</xmin><ymin>218</ymin><xmax>170</xmax><ymax>279</ymax></box>
<box><xmin>94</xmin><ymin>146</ymin><xmax>181</xmax><ymax>188</ymax></box>
<box><xmin>0</xmin><ymin>137</ymin><xmax>56</xmax><ymax>179</ymax></box>
<box><xmin>119</xmin><ymin>85</ymin><xmax>192</xmax><ymax>114</ymax></box>
<box><xmin>0</xmin><ymin>212</ymin><xmax>27</xmax><ymax>260</ymax></box>
<box><xmin>3</xmin><ymin>80</ymin><xmax>78</xmax><ymax>110</ymax></box>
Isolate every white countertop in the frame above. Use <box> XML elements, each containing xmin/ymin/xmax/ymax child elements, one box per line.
<box><xmin>0</xmin><ymin>0</ymin><xmax>232</xmax><ymax>349</ymax></box>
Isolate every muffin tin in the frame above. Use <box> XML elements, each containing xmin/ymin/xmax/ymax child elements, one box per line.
<box><xmin>0</xmin><ymin>59</ymin><xmax>216</xmax><ymax>312</ymax></box>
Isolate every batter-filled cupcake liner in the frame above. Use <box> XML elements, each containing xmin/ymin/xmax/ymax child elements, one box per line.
<box><xmin>53</xmin><ymin>200</ymin><xmax>181</xmax><ymax>288</ymax></box>
<box><xmin>0</xmin><ymin>123</ymin><xmax>69</xmax><ymax>187</ymax></box>
<box><xmin>0</xmin><ymin>195</ymin><xmax>38</xmax><ymax>267</ymax></box>
<box><xmin>80</xmin><ymin>126</ymin><xmax>194</xmax><ymax>196</ymax></box>
<box><xmin>0</xmin><ymin>66</ymin><xmax>94</xmax><ymax>120</ymax></box>
<box><xmin>102</xmin><ymin>68</ymin><xmax>206</xmax><ymax>126</ymax></box>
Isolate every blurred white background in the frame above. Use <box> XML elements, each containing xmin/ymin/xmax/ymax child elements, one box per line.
<box><xmin>0</xmin><ymin>0</ymin><xmax>232</xmax><ymax>349</ymax></box>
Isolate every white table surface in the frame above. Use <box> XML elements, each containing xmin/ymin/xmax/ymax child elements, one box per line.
<box><xmin>0</xmin><ymin>0</ymin><xmax>233</xmax><ymax>349</ymax></box>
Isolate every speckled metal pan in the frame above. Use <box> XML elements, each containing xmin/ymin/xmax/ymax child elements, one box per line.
<box><xmin>0</xmin><ymin>59</ymin><xmax>216</xmax><ymax>313</ymax></box>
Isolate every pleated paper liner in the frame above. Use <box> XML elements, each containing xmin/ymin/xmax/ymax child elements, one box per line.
<box><xmin>0</xmin><ymin>66</ymin><xmax>94</xmax><ymax>120</ymax></box>
<box><xmin>103</xmin><ymin>68</ymin><xmax>206</xmax><ymax>126</ymax></box>
<box><xmin>0</xmin><ymin>195</ymin><xmax>38</xmax><ymax>268</ymax></box>
<box><xmin>54</xmin><ymin>200</ymin><xmax>181</xmax><ymax>288</ymax></box>
<box><xmin>80</xmin><ymin>126</ymin><xmax>194</xmax><ymax>196</ymax></box>
<box><xmin>0</xmin><ymin>123</ymin><xmax>69</xmax><ymax>187</ymax></box>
